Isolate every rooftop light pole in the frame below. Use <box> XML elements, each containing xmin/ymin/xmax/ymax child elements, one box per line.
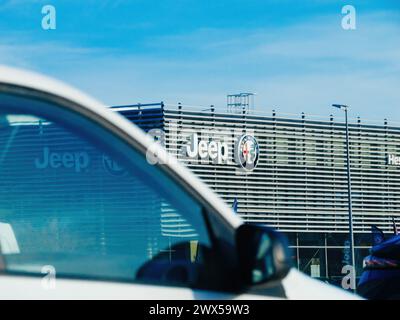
<box><xmin>332</xmin><ymin>104</ymin><xmax>356</xmax><ymax>290</ymax></box>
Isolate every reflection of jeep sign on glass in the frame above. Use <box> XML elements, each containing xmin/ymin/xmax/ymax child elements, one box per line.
<box><xmin>102</xmin><ymin>154</ymin><xmax>127</xmax><ymax>177</ymax></box>
<box><xmin>34</xmin><ymin>147</ymin><xmax>90</xmax><ymax>172</ymax></box>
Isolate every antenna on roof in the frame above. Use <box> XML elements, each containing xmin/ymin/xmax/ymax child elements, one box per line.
<box><xmin>227</xmin><ymin>93</ymin><xmax>255</xmax><ymax>114</ymax></box>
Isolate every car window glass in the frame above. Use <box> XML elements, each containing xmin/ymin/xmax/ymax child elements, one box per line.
<box><xmin>0</xmin><ymin>104</ymin><xmax>213</xmax><ymax>288</ymax></box>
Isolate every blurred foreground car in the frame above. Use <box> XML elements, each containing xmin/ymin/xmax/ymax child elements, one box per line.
<box><xmin>0</xmin><ymin>66</ymin><xmax>358</xmax><ymax>299</ymax></box>
<box><xmin>358</xmin><ymin>224</ymin><xmax>400</xmax><ymax>299</ymax></box>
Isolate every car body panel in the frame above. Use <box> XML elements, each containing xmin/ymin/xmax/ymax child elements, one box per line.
<box><xmin>0</xmin><ymin>269</ymin><xmax>358</xmax><ymax>300</ymax></box>
<box><xmin>282</xmin><ymin>269</ymin><xmax>358</xmax><ymax>300</ymax></box>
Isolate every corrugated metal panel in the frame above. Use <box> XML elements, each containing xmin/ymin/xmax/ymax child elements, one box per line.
<box><xmin>116</xmin><ymin>104</ymin><xmax>400</xmax><ymax>234</ymax></box>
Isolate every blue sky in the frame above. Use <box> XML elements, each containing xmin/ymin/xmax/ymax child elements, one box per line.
<box><xmin>0</xmin><ymin>0</ymin><xmax>399</xmax><ymax>123</ymax></box>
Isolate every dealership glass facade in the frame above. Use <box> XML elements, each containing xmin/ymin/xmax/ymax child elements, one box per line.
<box><xmin>113</xmin><ymin>103</ymin><xmax>400</xmax><ymax>286</ymax></box>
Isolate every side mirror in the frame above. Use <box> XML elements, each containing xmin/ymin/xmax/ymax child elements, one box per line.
<box><xmin>236</xmin><ymin>224</ymin><xmax>292</xmax><ymax>286</ymax></box>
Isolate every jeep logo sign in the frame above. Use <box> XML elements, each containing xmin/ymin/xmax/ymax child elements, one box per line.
<box><xmin>35</xmin><ymin>147</ymin><xmax>90</xmax><ymax>172</ymax></box>
<box><xmin>185</xmin><ymin>133</ymin><xmax>228</xmax><ymax>164</ymax></box>
<box><xmin>387</xmin><ymin>154</ymin><xmax>400</xmax><ymax>166</ymax></box>
<box><xmin>182</xmin><ymin>132</ymin><xmax>260</xmax><ymax>171</ymax></box>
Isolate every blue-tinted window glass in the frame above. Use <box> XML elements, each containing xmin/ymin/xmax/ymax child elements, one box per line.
<box><xmin>0</xmin><ymin>111</ymin><xmax>211</xmax><ymax>286</ymax></box>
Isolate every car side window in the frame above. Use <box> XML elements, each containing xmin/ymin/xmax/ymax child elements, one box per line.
<box><xmin>0</xmin><ymin>105</ymin><xmax>214</xmax><ymax>288</ymax></box>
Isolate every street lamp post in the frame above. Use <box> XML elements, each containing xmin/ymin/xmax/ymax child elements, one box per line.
<box><xmin>332</xmin><ymin>104</ymin><xmax>356</xmax><ymax>290</ymax></box>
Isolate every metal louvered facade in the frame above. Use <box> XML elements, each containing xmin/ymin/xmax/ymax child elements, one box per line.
<box><xmin>114</xmin><ymin>103</ymin><xmax>400</xmax><ymax>236</ymax></box>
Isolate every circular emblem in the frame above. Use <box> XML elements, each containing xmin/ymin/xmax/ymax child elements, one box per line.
<box><xmin>235</xmin><ymin>135</ymin><xmax>259</xmax><ymax>171</ymax></box>
<box><xmin>102</xmin><ymin>154</ymin><xmax>127</xmax><ymax>177</ymax></box>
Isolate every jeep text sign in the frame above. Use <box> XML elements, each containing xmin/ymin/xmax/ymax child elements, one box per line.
<box><xmin>35</xmin><ymin>147</ymin><xmax>90</xmax><ymax>172</ymax></box>
<box><xmin>185</xmin><ymin>133</ymin><xmax>228</xmax><ymax>164</ymax></box>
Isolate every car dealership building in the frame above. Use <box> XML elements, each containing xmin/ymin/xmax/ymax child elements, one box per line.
<box><xmin>112</xmin><ymin>102</ymin><xmax>400</xmax><ymax>284</ymax></box>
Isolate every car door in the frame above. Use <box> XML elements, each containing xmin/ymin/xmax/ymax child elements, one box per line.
<box><xmin>0</xmin><ymin>67</ymin><xmax>359</xmax><ymax>300</ymax></box>
<box><xmin>0</xmin><ymin>68</ymin><xmax>258</xmax><ymax>299</ymax></box>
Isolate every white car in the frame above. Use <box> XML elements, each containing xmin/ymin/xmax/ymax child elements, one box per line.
<box><xmin>0</xmin><ymin>65</ymin><xmax>358</xmax><ymax>300</ymax></box>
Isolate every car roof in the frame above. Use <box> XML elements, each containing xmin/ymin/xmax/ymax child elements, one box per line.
<box><xmin>0</xmin><ymin>65</ymin><xmax>242</xmax><ymax>230</ymax></box>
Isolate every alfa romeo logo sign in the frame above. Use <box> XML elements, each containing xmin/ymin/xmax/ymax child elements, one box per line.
<box><xmin>235</xmin><ymin>135</ymin><xmax>259</xmax><ymax>171</ymax></box>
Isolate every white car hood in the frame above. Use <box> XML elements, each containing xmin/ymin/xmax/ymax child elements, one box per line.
<box><xmin>282</xmin><ymin>269</ymin><xmax>361</xmax><ymax>300</ymax></box>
